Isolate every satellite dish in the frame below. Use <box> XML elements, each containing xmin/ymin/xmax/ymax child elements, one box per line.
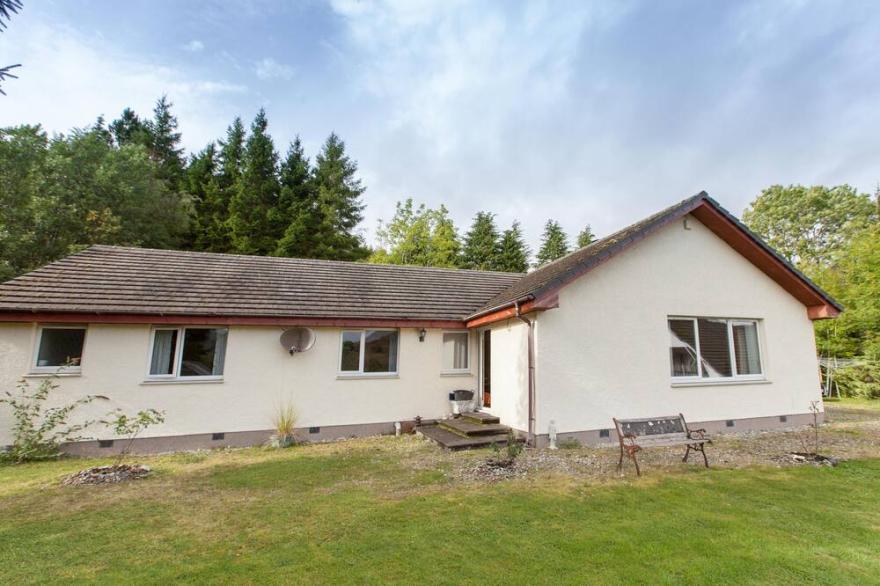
<box><xmin>280</xmin><ymin>327</ymin><xmax>316</xmax><ymax>355</ymax></box>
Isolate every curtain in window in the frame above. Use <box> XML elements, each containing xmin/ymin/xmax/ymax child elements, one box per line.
<box><xmin>668</xmin><ymin>320</ymin><xmax>698</xmax><ymax>377</ymax></box>
<box><xmin>212</xmin><ymin>329</ymin><xmax>228</xmax><ymax>375</ymax></box>
<box><xmin>697</xmin><ymin>318</ymin><xmax>732</xmax><ymax>378</ymax></box>
<box><xmin>150</xmin><ymin>330</ymin><xmax>177</xmax><ymax>375</ymax></box>
<box><xmin>443</xmin><ymin>333</ymin><xmax>469</xmax><ymax>370</ymax></box>
<box><xmin>733</xmin><ymin>322</ymin><xmax>761</xmax><ymax>375</ymax></box>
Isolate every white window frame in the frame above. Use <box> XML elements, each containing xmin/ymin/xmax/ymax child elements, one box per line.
<box><xmin>31</xmin><ymin>325</ymin><xmax>88</xmax><ymax>374</ymax></box>
<box><xmin>668</xmin><ymin>316</ymin><xmax>764</xmax><ymax>383</ymax></box>
<box><xmin>145</xmin><ymin>326</ymin><xmax>228</xmax><ymax>381</ymax></box>
<box><xmin>338</xmin><ymin>329</ymin><xmax>399</xmax><ymax>377</ymax></box>
<box><xmin>441</xmin><ymin>330</ymin><xmax>470</xmax><ymax>374</ymax></box>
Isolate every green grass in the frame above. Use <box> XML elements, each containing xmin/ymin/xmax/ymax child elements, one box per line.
<box><xmin>825</xmin><ymin>397</ymin><xmax>880</xmax><ymax>411</ymax></box>
<box><xmin>1</xmin><ymin>440</ymin><xmax>879</xmax><ymax>585</ymax></box>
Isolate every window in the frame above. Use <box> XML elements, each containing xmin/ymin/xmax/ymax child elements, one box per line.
<box><xmin>339</xmin><ymin>330</ymin><xmax>398</xmax><ymax>375</ymax></box>
<box><xmin>668</xmin><ymin>317</ymin><xmax>763</xmax><ymax>381</ymax></box>
<box><xmin>33</xmin><ymin>326</ymin><xmax>86</xmax><ymax>372</ymax></box>
<box><xmin>442</xmin><ymin>332</ymin><xmax>469</xmax><ymax>372</ymax></box>
<box><xmin>148</xmin><ymin>327</ymin><xmax>228</xmax><ymax>379</ymax></box>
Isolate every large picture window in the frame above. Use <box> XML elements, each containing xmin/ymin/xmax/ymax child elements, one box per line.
<box><xmin>668</xmin><ymin>317</ymin><xmax>763</xmax><ymax>381</ymax></box>
<box><xmin>442</xmin><ymin>332</ymin><xmax>469</xmax><ymax>372</ymax></box>
<box><xmin>33</xmin><ymin>326</ymin><xmax>87</xmax><ymax>373</ymax></box>
<box><xmin>148</xmin><ymin>327</ymin><xmax>228</xmax><ymax>379</ymax></box>
<box><xmin>339</xmin><ymin>330</ymin><xmax>398</xmax><ymax>375</ymax></box>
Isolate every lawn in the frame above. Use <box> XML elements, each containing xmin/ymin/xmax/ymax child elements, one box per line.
<box><xmin>1</xmin><ymin>433</ymin><xmax>879</xmax><ymax>585</ymax></box>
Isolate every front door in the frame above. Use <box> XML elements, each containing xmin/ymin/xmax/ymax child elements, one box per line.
<box><xmin>482</xmin><ymin>330</ymin><xmax>491</xmax><ymax>408</ymax></box>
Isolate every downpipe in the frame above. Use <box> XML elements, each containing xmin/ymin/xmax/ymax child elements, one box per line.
<box><xmin>515</xmin><ymin>301</ymin><xmax>536</xmax><ymax>447</ymax></box>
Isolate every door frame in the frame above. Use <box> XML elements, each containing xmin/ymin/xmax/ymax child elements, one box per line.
<box><xmin>479</xmin><ymin>328</ymin><xmax>491</xmax><ymax>409</ymax></box>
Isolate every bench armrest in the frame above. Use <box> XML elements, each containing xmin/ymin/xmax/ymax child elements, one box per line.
<box><xmin>687</xmin><ymin>428</ymin><xmax>708</xmax><ymax>440</ymax></box>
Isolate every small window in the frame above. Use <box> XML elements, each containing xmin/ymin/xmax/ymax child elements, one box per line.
<box><xmin>148</xmin><ymin>327</ymin><xmax>228</xmax><ymax>379</ymax></box>
<box><xmin>668</xmin><ymin>317</ymin><xmax>763</xmax><ymax>381</ymax></box>
<box><xmin>33</xmin><ymin>326</ymin><xmax>86</xmax><ymax>372</ymax></box>
<box><xmin>339</xmin><ymin>330</ymin><xmax>398</xmax><ymax>375</ymax></box>
<box><xmin>442</xmin><ymin>332</ymin><xmax>469</xmax><ymax>372</ymax></box>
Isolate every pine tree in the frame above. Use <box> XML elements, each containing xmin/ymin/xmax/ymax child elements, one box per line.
<box><xmin>110</xmin><ymin>108</ymin><xmax>150</xmax><ymax>149</ymax></box>
<box><xmin>199</xmin><ymin>117</ymin><xmax>246</xmax><ymax>253</ymax></box>
<box><xmin>308</xmin><ymin>133</ymin><xmax>368</xmax><ymax>261</ymax></box>
<box><xmin>187</xmin><ymin>143</ymin><xmax>226</xmax><ymax>251</ymax></box>
<box><xmin>274</xmin><ymin>137</ymin><xmax>320</xmax><ymax>257</ymax></box>
<box><xmin>461</xmin><ymin>212</ymin><xmax>501</xmax><ymax>270</ymax></box>
<box><xmin>536</xmin><ymin>219</ymin><xmax>569</xmax><ymax>266</ymax></box>
<box><xmin>577</xmin><ymin>224</ymin><xmax>596</xmax><ymax>248</ymax></box>
<box><xmin>147</xmin><ymin>96</ymin><xmax>185</xmax><ymax>189</ymax></box>
<box><xmin>497</xmin><ymin>221</ymin><xmax>530</xmax><ymax>272</ymax></box>
<box><xmin>227</xmin><ymin>109</ymin><xmax>280</xmax><ymax>255</ymax></box>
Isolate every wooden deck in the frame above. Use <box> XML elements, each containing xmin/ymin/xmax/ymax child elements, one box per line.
<box><xmin>416</xmin><ymin>412</ymin><xmax>521</xmax><ymax>450</ymax></box>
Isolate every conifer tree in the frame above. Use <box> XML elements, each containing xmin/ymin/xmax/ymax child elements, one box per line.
<box><xmin>461</xmin><ymin>211</ymin><xmax>501</xmax><ymax>270</ymax></box>
<box><xmin>536</xmin><ymin>219</ymin><xmax>569</xmax><ymax>266</ymax></box>
<box><xmin>110</xmin><ymin>108</ymin><xmax>150</xmax><ymax>149</ymax></box>
<box><xmin>147</xmin><ymin>96</ymin><xmax>185</xmax><ymax>189</ymax></box>
<box><xmin>227</xmin><ymin>109</ymin><xmax>280</xmax><ymax>255</ymax></box>
<box><xmin>308</xmin><ymin>133</ymin><xmax>368</xmax><ymax>260</ymax></box>
<box><xmin>577</xmin><ymin>224</ymin><xmax>596</xmax><ymax>248</ymax></box>
<box><xmin>187</xmin><ymin>143</ymin><xmax>225</xmax><ymax>251</ymax></box>
<box><xmin>274</xmin><ymin>137</ymin><xmax>320</xmax><ymax>257</ymax></box>
<box><xmin>497</xmin><ymin>221</ymin><xmax>530</xmax><ymax>272</ymax></box>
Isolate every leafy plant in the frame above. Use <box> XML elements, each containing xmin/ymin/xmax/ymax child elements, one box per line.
<box><xmin>491</xmin><ymin>429</ymin><xmax>523</xmax><ymax>464</ymax></box>
<box><xmin>834</xmin><ymin>360</ymin><xmax>880</xmax><ymax>399</ymax></box>
<box><xmin>101</xmin><ymin>409</ymin><xmax>165</xmax><ymax>466</ymax></box>
<box><xmin>269</xmin><ymin>403</ymin><xmax>298</xmax><ymax>448</ymax></box>
<box><xmin>0</xmin><ymin>376</ymin><xmax>97</xmax><ymax>463</ymax></box>
<box><xmin>557</xmin><ymin>437</ymin><xmax>582</xmax><ymax>450</ymax></box>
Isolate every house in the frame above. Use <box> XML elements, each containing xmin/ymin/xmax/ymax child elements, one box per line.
<box><xmin>0</xmin><ymin>193</ymin><xmax>841</xmax><ymax>453</ymax></box>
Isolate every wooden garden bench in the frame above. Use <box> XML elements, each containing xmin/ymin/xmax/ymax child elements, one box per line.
<box><xmin>612</xmin><ymin>414</ymin><xmax>711</xmax><ymax>476</ymax></box>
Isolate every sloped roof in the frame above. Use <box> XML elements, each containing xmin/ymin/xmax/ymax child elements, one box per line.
<box><xmin>0</xmin><ymin>246</ymin><xmax>523</xmax><ymax>322</ymax></box>
<box><xmin>468</xmin><ymin>191</ymin><xmax>842</xmax><ymax>320</ymax></box>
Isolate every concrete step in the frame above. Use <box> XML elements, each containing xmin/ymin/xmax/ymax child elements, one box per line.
<box><xmin>460</xmin><ymin>411</ymin><xmax>500</xmax><ymax>425</ymax></box>
<box><xmin>439</xmin><ymin>418</ymin><xmax>511</xmax><ymax>437</ymax></box>
<box><xmin>416</xmin><ymin>425</ymin><xmax>513</xmax><ymax>450</ymax></box>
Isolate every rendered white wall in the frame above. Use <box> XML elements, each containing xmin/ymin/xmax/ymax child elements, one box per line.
<box><xmin>0</xmin><ymin>324</ymin><xmax>478</xmax><ymax>444</ymax></box>
<box><xmin>535</xmin><ymin>214</ymin><xmax>823</xmax><ymax>435</ymax></box>
<box><xmin>484</xmin><ymin>319</ymin><xmax>529</xmax><ymax>432</ymax></box>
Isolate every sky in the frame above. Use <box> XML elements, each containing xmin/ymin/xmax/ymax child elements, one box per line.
<box><xmin>1</xmin><ymin>0</ymin><xmax>879</xmax><ymax>250</ymax></box>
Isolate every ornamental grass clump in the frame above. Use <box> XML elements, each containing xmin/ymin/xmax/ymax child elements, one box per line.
<box><xmin>269</xmin><ymin>403</ymin><xmax>298</xmax><ymax>448</ymax></box>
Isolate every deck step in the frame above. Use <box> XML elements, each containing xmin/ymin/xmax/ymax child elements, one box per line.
<box><xmin>438</xmin><ymin>419</ymin><xmax>511</xmax><ymax>437</ymax></box>
<box><xmin>416</xmin><ymin>425</ymin><xmax>512</xmax><ymax>450</ymax></box>
<box><xmin>460</xmin><ymin>411</ymin><xmax>500</xmax><ymax>425</ymax></box>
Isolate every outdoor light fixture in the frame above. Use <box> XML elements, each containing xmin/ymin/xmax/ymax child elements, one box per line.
<box><xmin>418</xmin><ymin>328</ymin><xmax>427</xmax><ymax>342</ymax></box>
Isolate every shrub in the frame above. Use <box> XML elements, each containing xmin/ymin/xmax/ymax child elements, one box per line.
<box><xmin>101</xmin><ymin>409</ymin><xmax>165</xmax><ymax>466</ymax></box>
<box><xmin>269</xmin><ymin>403</ymin><xmax>298</xmax><ymax>448</ymax></box>
<box><xmin>834</xmin><ymin>360</ymin><xmax>880</xmax><ymax>399</ymax></box>
<box><xmin>0</xmin><ymin>377</ymin><xmax>97</xmax><ymax>464</ymax></box>
<box><xmin>557</xmin><ymin>437</ymin><xmax>582</xmax><ymax>449</ymax></box>
<box><xmin>492</xmin><ymin>429</ymin><xmax>523</xmax><ymax>463</ymax></box>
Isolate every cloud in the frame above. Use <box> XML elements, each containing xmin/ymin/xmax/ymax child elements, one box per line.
<box><xmin>0</xmin><ymin>21</ymin><xmax>247</xmax><ymax>150</ymax></box>
<box><xmin>254</xmin><ymin>58</ymin><xmax>294</xmax><ymax>81</ymax></box>
<box><xmin>184</xmin><ymin>39</ymin><xmax>205</xmax><ymax>52</ymax></box>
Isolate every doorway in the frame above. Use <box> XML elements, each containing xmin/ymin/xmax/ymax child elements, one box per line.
<box><xmin>481</xmin><ymin>330</ymin><xmax>491</xmax><ymax>408</ymax></box>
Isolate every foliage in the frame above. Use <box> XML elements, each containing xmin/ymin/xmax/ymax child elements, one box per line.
<box><xmin>101</xmin><ymin>408</ymin><xmax>165</xmax><ymax>466</ymax></box>
<box><xmin>461</xmin><ymin>211</ymin><xmax>501</xmax><ymax>270</ymax></box>
<box><xmin>0</xmin><ymin>0</ymin><xmax>22</xmax><ymax>96</ymax></box>
<box><xmin>274</xmin><ymin>137</ymin><xmax>318</xmax><ymax>258</ymax></box>
<box><xmin>742</xmin><ymin>184</ymin><xmax>877</xmax><ymax>269</ymax></box>
<box><xmin>557</xmin><ymin>437</ymin><xmax>582</xmax><ymax>449</ymax></box>
<box><xmin>269</xmin><ymin>403</ymin><xmax>298</xmax><ymax>448</ymax></box>
<box><xmin>535</xmin><ymin>219</ymin><xmax>569</xmax><ymax>266</ymax></box>
<box><xmin>0</xmin><ymin>377</ymin><xmax>96</xmax><ymax>464</ymax></box>
<box><xmin>577</xmin><ymin>225</ymin><xmax>596</xmax><ymax>248</ymax></box>
<box><xmin>369</xmin><ymin>199</ymin><xmax>461</xmax><ymax>267</ymax></box>
<box><xmin>497</xmin><ymin>221</ymin><xmax>530</xmax><ymax>272</ymax></box>
<box><xmin>833</xmin><ymin>360</ymin><xmax>880</xmax><ymax>399</ymax></box>
<box><xmin>491</xmin><ymin>429</ymin><xmax>524</xmax><ymax>463</ymax></box>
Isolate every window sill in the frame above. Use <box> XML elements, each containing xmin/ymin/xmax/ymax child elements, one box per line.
<box><xmin>336</xmin><ymin>373</ymin><xmax>399</xmax><ymax>380</ymax></box>
<box><xmin>140</xmin><ymin>378</ymin><xmax>224</xmax><ymax>386</ymax></box>
<box><xmin>440</xmin><ymin>371</ymin><xmax>473</xmax><ymax>377</ymax></box>
<box><xmin>24</xmin><ymin>372</ymin><xmax>82</xmax><ymax>379</ymax></box>
<box><xmin>671</xmin><ymin>379</ymin><xmax>770</xmax><ymax>388</ymax></box>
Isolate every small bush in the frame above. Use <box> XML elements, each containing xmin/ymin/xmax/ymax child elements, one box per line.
<box><xmin>0</xmin><ymin>377</ymin><xmax>97</xmax><ymax>464</ymax></box>
<box><xmin>491</xmin><ymin>429</ymin><xmax>523</xmax><ymax>463</ymax></box>
<box><xmin>101</xmin><ymin>409</ymin><xmax>165</xmax><ymax>466</ymax></box>
<box><xmin>557</xmin><ymin>437</ymin><xmax>582</xmax><ymax>449</ymax></box>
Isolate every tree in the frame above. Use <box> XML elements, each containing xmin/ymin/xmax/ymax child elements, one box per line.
<box><xmin>307</xmin><ymin>133</ymin><xmax>368</xmax><ymax>261</ymax></box>
<box><xmin>203</xmin><ymin>117</ymin><xmax>247</xmax><ymax>253</ymax></box>
<box><xmin>110</xmin><ymin>108</ymin><xmax>150</xmax><ymax>149</ymax></box>
<box><xmin>742</xmin><ymin>184</ymin><xmax>877</xmax><ymax>269</ymax></box>
<box><xmin>227</xmin><ymin>109</ymin><xmax>280</xmax><ymax>255</ymax></box>
<box><xmin>274</xmin><ymin>137</ymin><xmax>320</xmax><ymax>258</ymax></box>
<box><xmin>497</xmin><ymin>221</ymin><xmax>530</xmax><ymax>273</ymax></box>
<box><xmin>187</xmin><ymin>143</ymin><xmax>225</xmax><ymax>251</ymax></box>
<box><xmin>535</xmin><ymin>219</ymin><xmax>569</xmax><ymax>266</ymax></box>
<box><xmin>147</xmin><ymin>96</ymin><xmax>186</xmax><ymax>189</ymax></box>
<box><xmin>577</xmin><ymin>225</ymin><xmax>596</xmax><ymax>248</ymax></box>
<box><xmin>0</xmin><ymin>0</ymin><xmax>22</xmax><ymax>96</ymax></box>
<box><xmin>461</xmin><ymin>212</ymin><xmax>501</xmax><ymax>271</ymax></box>
<box><xmin>368</xmin><ymin>199</ymin><xmax>461</xmax><ymax>267</ymax></box>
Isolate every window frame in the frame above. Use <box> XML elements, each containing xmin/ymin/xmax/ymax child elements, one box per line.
<box><xmin>31</xmin><ymin>325</ymin><xmax>88</xmax><ymax>374</ymax></box>
<box><xmin>337</xmin><ymin>329</ymin><xmax>400</xmax><ymax>377</ymax></box>
<box><xmin>145</xmin><ymin>326</ymin><xmax>228</xmax><ymax>381</ymax></box>
<box><xmin>668</xmin><ymin>316</ymin><xmax>764</xmax><ymax>383</ymax></box>
<box><xmin>441</xmin><ymin>330</ymin><xmax>471</xmax><ymax>374</ymax></box>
